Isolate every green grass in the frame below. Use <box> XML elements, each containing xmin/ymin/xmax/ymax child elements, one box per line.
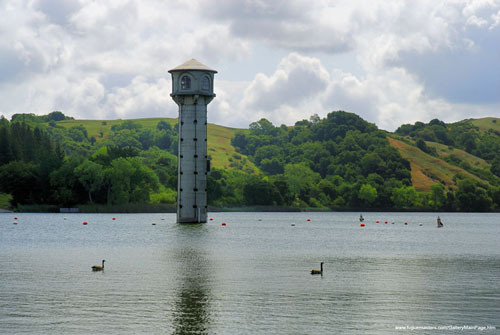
<box><xmin>471</xmin><ymin>117</ymin><xmax>500</xmax><ymax>133</ymax></box>
<box><xmin>53</xmin><ymin>118</ymin><xmax>259</xmax><ymax>173</ymax></box>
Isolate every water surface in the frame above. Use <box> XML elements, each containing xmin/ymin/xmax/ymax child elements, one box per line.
<box><xmin>1</xmin><ymin>212</ymin><xmax>499</xmax><ymax>334</ymax></box>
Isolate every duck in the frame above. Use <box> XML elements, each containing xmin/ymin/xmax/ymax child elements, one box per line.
<box><xmin>310</xmin><ymin>262</ymin><xmax>324</xmax><ymax>275</ymax></box>
<box><xmin>92</xmin><ymin>260</ymin><xmax>105</xmax><ymax>271</ymax></box>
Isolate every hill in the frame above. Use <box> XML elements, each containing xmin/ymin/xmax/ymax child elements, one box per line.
<box><xmin>1</xmin><ymin>112</ymin><xmax>500</xmax><ymax>212</ymax></box>
<box><xmin>56</xmin><ymin>117</ymin><xmax>258</xmax><ymax>172</ymax></box>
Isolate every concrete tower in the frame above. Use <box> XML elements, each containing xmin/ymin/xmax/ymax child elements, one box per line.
<box><xmin>169</xmin><ymin>59</ymin><xmax>216</xmax><ymax>223</ymax></box>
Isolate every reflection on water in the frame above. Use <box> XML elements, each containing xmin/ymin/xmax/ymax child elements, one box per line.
<box><xmin>172</xmin><ymin>247</ymin><xmax>211</xmax><ymax>335</ymax></box>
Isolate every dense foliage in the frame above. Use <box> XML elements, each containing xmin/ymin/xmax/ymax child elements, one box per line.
<box><xmin>0</xmin><ymin>114</ymin><xmax>178</xmax><ymax>209</ymax></box>
<box><xmin>227</xmin><ymin>111</ymin><xmax>412</xmax><ymax>209</ymax></box>
<box><xmin>1</xmin><ymin>111</ymin><xmax>500</xmax><ymax>211</ymax></box>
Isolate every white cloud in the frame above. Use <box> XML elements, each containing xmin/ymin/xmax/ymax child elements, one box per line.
<box><xmin>0</xmin><ymin>0</ymin><xmax>499</xmax><ymax>132</ymax></box>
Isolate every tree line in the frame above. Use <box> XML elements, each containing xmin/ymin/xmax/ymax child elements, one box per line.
<box><xmin>1</xmin><ymin>111</ymin><xmax>500</xmax><ymax>211</ymax></box>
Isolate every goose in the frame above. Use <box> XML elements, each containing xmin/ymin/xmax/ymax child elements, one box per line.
<box><xmin>92</xmin><ymin>260</ymin><xmax>105</xmax><ymax>272</ymax></box>
<box><xmin>310</xmin><ymin>262</ymin><xmax>324</xmax><ymax>275</ymax></box>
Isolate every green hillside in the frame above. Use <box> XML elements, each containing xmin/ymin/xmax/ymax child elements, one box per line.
<box><xmin>1</xmin><ymin>111</ymin><xmax>500</xmax><ymax>212</ymax></box>
<box><xmin>55</xmin><ymin>117</ymin><xmax>257</xmax><ymax>172</ymax></box>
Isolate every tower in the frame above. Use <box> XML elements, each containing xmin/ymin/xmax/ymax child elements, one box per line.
<box><xmin>169</xmin><ymin>59</ymin><xmax>216</xmax><ymax>223</ymax></box>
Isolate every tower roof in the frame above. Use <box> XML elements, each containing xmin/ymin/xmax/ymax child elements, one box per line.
<box><xmin>168</xmin><ymin>59</ymin><xmax>217</xmax><ymax>73</ymax></box>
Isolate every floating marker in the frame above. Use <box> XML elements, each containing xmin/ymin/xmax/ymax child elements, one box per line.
<box><xmin>14</xmin><ymin>217</ymin><xmax>18</xmax><ymax>220</ymax></box>
<box><xmin>404</xmin><ymin>222</ymin><xmax>408</xmax><ymax>225</ymax></box>
<box><xmin>384</xmin><ymin>221</ymin><xmax>388</xmax><ymax>224</ymax></box>
<box><xmin>376</xmin><ymin>220</ymin><xmax>380</xmax><ymax>223</ymax></box>
<box><xmin>112</xmin><ymin>217</ymin><xmax>116</xmax><ymax>221</ymax></box>
<box><xmin>209</xmin><ymin>218</ymin><xmax>213</xmax><ymax>221</ymax></box>
<box><xmin>221</xmin><ymin>222</ymin><xmax>227</xmax><ymax>226</ymax></box>
<box><xmin>306</xmin><ymin>219</ymin><xmax>311</xmax><ymax>222</ymax></box>
<box><xmin>83</xmin><ymin>221</ymin><xmax>88</xmax><ymax>225</ymax></box>
<box><xmin>360</xmin><ymin>223</ymin><xmax>365</xmax><ymax>227</ymax></box>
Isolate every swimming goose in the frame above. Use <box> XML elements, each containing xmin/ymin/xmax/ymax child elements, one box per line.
<box><xmin>310</xmin><ymin>262</ymin><xmax>324</xmax><ymax>275</ymax></box>
<box><xmin>92</xmin><ymin>260</ymin><xmax>105</xmax><ymax>271</ymax></box>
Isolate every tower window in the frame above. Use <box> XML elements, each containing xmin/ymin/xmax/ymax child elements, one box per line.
<box><xmin>201</xmin><ymin>76</ymin><xmax>210</xmax><ymax>90</ymax></box>
<box><xmin>181</xmin><ymin>76</ymin><xmax>191</xmax><ymax>90</ymax></box>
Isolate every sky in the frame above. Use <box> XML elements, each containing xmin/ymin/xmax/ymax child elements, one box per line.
<box><xmin>0</xmin><ymin>0</ymin><xmax>499</xmax><ymax>131</ymax></box>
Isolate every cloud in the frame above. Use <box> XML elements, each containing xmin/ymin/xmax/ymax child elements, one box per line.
<box><xmin>0</xmin><ymin>0</ymin><xmax>499</xmax><ymax>133</ymax></box>
<box><xmin>200</xmin><ymin>0</ymin><xmax>354</xmax><ymax>52</ymax></box>
<box><xmin>241</xmin><ymin>53</ymin><xmax>329</xmax><ymax>111</ymax></box>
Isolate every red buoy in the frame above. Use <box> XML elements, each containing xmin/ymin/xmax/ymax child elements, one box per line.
<box><xmin>112</xmin><ymin>217</ymin><xmax>116</xmax><ymax>220</ymax></box>
<box><xmin>404</xmin><ymin>222</ymin><xmax>408</xmax><ymax>225</ymax></box>
<box><xmin>209</xmin><ymin>218</ymin><xmax>213</xmax><ymax>221</ymax></box>
<box><xmin>14</xmin><ymin>217</ymin><xmax>18</xmax><ymax>220</ymax></box>
<box><xmin>221</xmin><ymin>222</ymin><xmax>226</xmax><ymax>226</ymax></box>
<box><xmin>384</xmin><ymin>221</ymin><xmax>388</xmax><ymax>224</ymax></box>
<box><xmin>83</xmin><ymin>221</ymin><xmax>88</xmax><ymax>225</ymax></box>
<box><xmin>360</xmin><ymin>223</ymin><xmax>365</xmax><ymax>227</ymax></box>
<box><xmin>307</xmin><ymin>218</ymin><xmax>311</xmax><ymax>222</ymax></box>
<box><xmin>376</xmin><ymin>220</ymin><xmax>380</xmax><ymax>223</ymax></box>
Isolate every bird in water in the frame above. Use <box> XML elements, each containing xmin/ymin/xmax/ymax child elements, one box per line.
<box><xmin>310</xmin><ymin>262</ymin><xmax>324</xmax><ymax>275</ymax></box>
<box><xmin>92</xmin><ymin>260</ymin><xmax>105</xmax><ymax>272</ymax></box>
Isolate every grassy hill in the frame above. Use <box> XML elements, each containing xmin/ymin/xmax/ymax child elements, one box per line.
<box><xmin>55</xmin><ymin>117</ymin><xmax>258</xmax><ymax>172</ymax></box>
<box><xmin>471</xmin><ymin>117</ymin><xmax>500</xmax><ymax>133</ymax></box>
<box><xmin>388</xmin><ymin>136</ymin><xmax>484</xmax><ymax>192</ymax></box>
<box><xmin>57</xmin><ymin>116</ymin><xmax>497</xmax><ymax>192</ymax></box>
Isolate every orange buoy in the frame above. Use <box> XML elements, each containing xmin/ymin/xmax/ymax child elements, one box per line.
<box><xmin>83</xmin><ymin>221</ymin><xmax>88</xmax><ymax>225</ymax></box>
<box><xmin>221</xmin><ymin>222</ymin><xmax>226</xmax><ymax>226</ymax></box>
<box><xmin>360</xmin><ymin>223</ymin><xmax>365</xmax><ymax>227</ymax></box>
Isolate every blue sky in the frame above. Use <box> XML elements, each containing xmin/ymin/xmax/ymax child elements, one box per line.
<box><xmin>0</xmin><ymin>0</ymin><xmax>499</xmax><ymax>131</ymax></box>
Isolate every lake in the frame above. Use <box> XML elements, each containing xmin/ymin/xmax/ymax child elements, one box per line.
<box><xmin>1</xmin><ymin>212</ymin><xmax>499</xmax><ymax>334</ymax></box>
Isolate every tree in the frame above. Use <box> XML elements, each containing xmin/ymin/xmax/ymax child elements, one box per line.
<box><xmin>46</xmin><ymin>111</ymin><xmax>67</xmax><ymax>121</ymax></box>
<box><xmin>284</xmin><ymin>163</ymin><xmax>321</xmax><ymax>200</ymax></box>
<box><xmin>75</xmin><ymin>160</ymin><xmax>105</xmax><ymax>203</ymax></box>
<box><xmin>249</xmin><ymin>118</ymin><xmax>275</xmax><ymax>136</ymax></box>
<box><xmin>0</xmin><ymin>161</ymin><xmax>38</xmax><ymax>206</ymax></box>
<box><xmin>157</xmin><ymin>120</ymin><xmax>172</xmax><ymax>131</ymax></box>
<box><xmin>456</xmin><ymin>178</ymin><xmax>492</xmax><ymax>211</ymax></box>
<box><xmin>391</xmin><ymin>186</ymin><xmax>418</xmax><ymax>209</ymax></box>
<box><xmin>358</xmin><ymin>184</ymin><xmax>378</xmax><ymax>207</ymax></box>
<box><xmin>242</xmin><ymin>176</ymin><xmax>278</xmax><ymax>205</ymax></box>
<box><xmin>430</xmin><ymin>183</ymin><xmax>446</xmax><ymax>209</ymax></box>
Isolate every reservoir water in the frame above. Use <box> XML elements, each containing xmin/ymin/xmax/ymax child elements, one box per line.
<box><xmin>1</xmin><ymin>212</ymin><xmax>499</xmax><ymax>334</ymax></box>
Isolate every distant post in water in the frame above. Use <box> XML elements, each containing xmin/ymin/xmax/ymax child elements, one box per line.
<box><xmin>169</xmin><ymin>59</ymin><xmax>216</xmax><ymax>223</ymax></box>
